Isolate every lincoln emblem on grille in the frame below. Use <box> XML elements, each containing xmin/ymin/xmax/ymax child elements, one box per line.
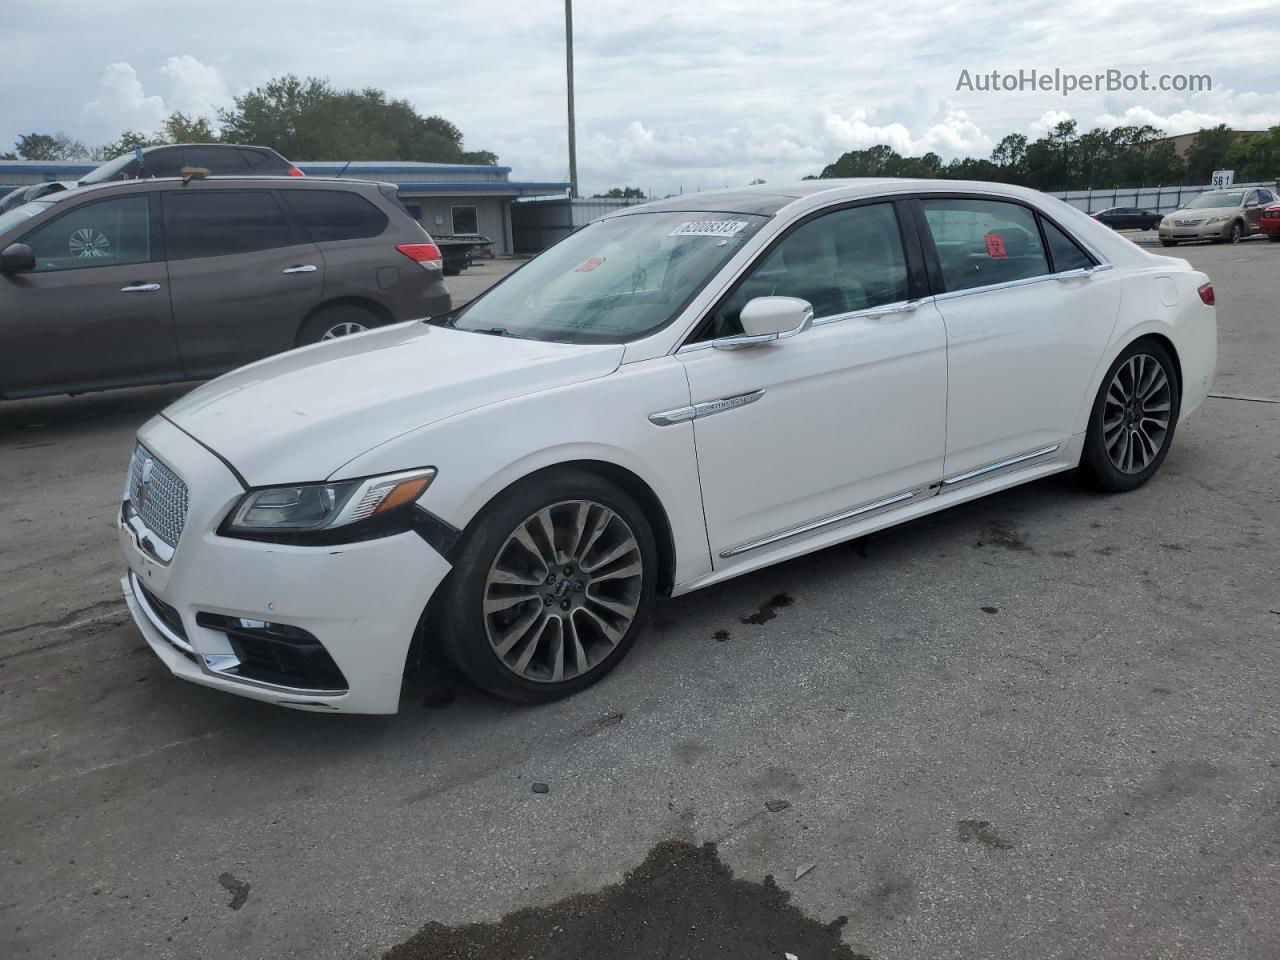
<box><xmin>137</xmin><ymin>457</ymin><xmax>154</xmax><ymax>513</ymax></box>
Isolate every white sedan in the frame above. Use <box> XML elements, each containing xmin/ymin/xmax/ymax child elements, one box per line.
<box><xmin>118</xmin><ymin>179</ymin><xmax>1217</xmax><ymax>713</ymax></box>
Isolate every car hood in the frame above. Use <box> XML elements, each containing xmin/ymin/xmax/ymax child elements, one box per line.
<box><xmin>1168</xmin><ymin>206</ymin><xmax>1237</xmax><ymax>219</ymax></box>
<box><xmin>163</xmin><ymin>322</ymin><xmax>624</xmax><ymax>486</ymax></box>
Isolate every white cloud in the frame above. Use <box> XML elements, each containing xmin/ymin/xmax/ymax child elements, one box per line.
<box><xmin>159</xmin><ymin>55</ymin><xmax>232</xmax><ymax>118</ymax></box>
<box><xmin>1030</xmin><ymin>110</ymin><xmax>1073</xmax><ymax>135</ymax></box>
<box><xmin>1093</xmin><ymin>87</ymin><xmax>1280</xmax><ymax>134</ymax></box>
<box><xmin>80</xmin><ymin>62</ymin><xmax>167</xmax><ymax>140</ymax></box>
<box><xmin>78</xmin><ymin>57</ymin><xmax>229</xmax><ymax>143</ymax></box>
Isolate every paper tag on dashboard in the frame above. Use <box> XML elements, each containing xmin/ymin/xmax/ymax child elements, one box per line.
<box><xmin>669</xmin><ymin>220</ymin><xmax>749</xmax><ymax>238</ymax></box>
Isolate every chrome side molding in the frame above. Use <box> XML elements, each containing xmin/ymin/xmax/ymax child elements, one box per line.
<box><xmin>650</xmin><ymin>389</ymin><xmax>765</xmax><ymax>426</ymax></box>
<box><xmin>941</xmin><ymin>443</ymin><xmax>1061</xmax><ymax>487</ymax></box>
<box><xmin>720</xmin><ymin>488</ymin><xmax>921</xmax><ymax>558</ymax></box>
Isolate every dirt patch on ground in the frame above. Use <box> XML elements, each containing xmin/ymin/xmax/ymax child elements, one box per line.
<box><xmin>385</xmin><ymin>840</ymin><xmax>865</xmax><ymax>960</ymax></box>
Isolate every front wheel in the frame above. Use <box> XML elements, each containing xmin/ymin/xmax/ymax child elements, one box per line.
<box><xmin>1079</xmin><ymin>340</ymin><xmax>1181</xmax><ymax>492</ymax></box>
<box><xmin>1229</xmin><ymin>221</ymin><xmax>1244</xmax><ymax>244</ymax></box>
<box><xmin>436</xmin><ymin>469</ymin><xmax>657</xmax><ymax>702</ymax></box>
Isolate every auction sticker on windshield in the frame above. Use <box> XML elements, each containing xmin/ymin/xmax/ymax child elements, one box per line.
<box><xmin>669</xmin><ymin>220</ymin><xmax>750</xmax><ymax>238</ymax></box>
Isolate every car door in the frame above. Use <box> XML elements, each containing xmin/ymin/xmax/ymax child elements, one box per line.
<box><xmin>1243</xmin><ymin>190</ymin><xmax>1263</xmax><ymax>233</ymax></box>
<box><xmin>161</xmin><ymin>186</ymin><xmax>325</xmax><ymax>377</ymax></box>
<box><xmin>0</xmin><ymin>192</ymin><xmax>180</xmax><ymax>396</ymax></box>
<box><xmin>676</xmin><ymin>200</ymin><xmax>948</xmax><ymax>563</ymax></box>
<box><xmin>915</xmin><ymin>195</ymin><xmax>1123</xmax><ymax>483</ymax></box>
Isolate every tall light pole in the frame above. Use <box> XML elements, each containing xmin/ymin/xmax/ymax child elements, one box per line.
<box><xmin>565</xmin><ymin>0</ymin><xmax>578</xmax><ymax>198</ymax></box>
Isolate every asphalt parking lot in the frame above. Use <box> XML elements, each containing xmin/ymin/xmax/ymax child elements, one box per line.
<box><xmin>2</xmin><ymin>238</ymin><xmax>1277</xmax><ymax>959</ymax></box>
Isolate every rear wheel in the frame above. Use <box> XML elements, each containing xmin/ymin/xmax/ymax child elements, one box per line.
<box><xmin>1268</xmin><ymin>234</ymin><xmax>1280</xmax><ymax>243</ymax></box>
<box><xmin>297</xmin><ymin>304</ymin><xmax>382</xmax><ymax>345</ymax></box>
<box><xmin>1079</xmin><ymin>340</ymin><xmax>1181</xmax><ymax>492</ymax></box>
<box><xmin>436</xmin><ymin>469</ymin><xmax>657</xmax><ymax>702</ymax></box>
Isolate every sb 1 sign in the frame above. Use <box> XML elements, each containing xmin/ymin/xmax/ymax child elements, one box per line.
<box><xmin>1211</xmin><ymin>169</ymin><xmax>1234</xmax><ymax>189</ymax></box>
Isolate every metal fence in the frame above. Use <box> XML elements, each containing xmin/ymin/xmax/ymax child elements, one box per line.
<box><xmin>512</xmin><ymin>196</ymin><xmax>648</xmax><ymax>253</ymax></box>
<box><xmin>1048</xmin><ymin>180</ymin><xmax>1279</xmax><ymax>214</ymax></box>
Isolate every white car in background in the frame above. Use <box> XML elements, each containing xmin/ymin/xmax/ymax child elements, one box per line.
<box><xmin>118</xmin><ymin>179</ymin><xmax>1217</xmax><ymax>713</ymax></box>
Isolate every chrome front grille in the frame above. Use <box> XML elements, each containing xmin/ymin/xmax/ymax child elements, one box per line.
<box><xmin>126</xmin><ymin>445</ymin><xmax>189</xmax><ymax>549</ymax></box>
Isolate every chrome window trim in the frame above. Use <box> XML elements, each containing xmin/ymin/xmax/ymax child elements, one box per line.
<box><xmin>675</xmin><ymin>297</ymin><xmax>929</xmax><ymax>354</ymax></box>
<box><xmin>930</xmin><ymin>263</ymin><xmax>1113</xmax><ymax>304</ymax></box>
<box><xmin>941</xmin><ymin>444</ymin><xmax>1061</xmax><ymax>487</ymax></box>
<box><xmin>719</xmin><ymin>486</ymin><xmax>925</xmax><ymax>559</ymax></box>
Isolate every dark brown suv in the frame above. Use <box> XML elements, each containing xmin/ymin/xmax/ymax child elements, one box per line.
<box><xmin>0</xmin><ymin>176</ymin><xmax>451</xmax><ymax>399</ymax></box>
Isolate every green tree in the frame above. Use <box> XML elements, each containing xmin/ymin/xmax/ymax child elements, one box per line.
<box><xmin>92</xmin><ymin>130</ymin><xmax>165</xmax><ymax>162</ymax></box>
<box><xmin>164</xmin><ymin>112</ymin><xmax>219</xmax><ymax>143</ymax></box>
<box><xmin>1184</xmin><ymin>125</ymin><xmax>1237</xmax><ymax>183</ymax></box>
<box><xmin>15</xmin><ymin>132</ymin><xmax>88</xmax><ymax>161</ymax></box>
<box><xmin>1224</xmin><ymin>125</ymin><xmax>1279</xmax><ymax>182</ymax></box>
<box><xmin>593</xmin><ymin>186</ymin><xmax>645</xmax><ymax>198</ymax></box>
<box><xmin>216</xmin><ymin>75</ymin><xmax>496</xmax><ymax>164</ymax></box>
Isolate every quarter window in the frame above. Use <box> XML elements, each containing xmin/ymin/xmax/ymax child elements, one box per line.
<box><xmin>921</xmin><ymin>198</ymin><xmax>1050</xmax><ymax>292</ymax></box>
<box><xmin>1041</xmin><ymin>218</ymin><xmax>1093</xmax><ymax>272</ymax></box>
<box><xmin>22</xmin><ymin>195</ymin><xmax>152</xmax><ymax>272</ymax></box>
<box><xmin>451</xmin><ymin>205</ymin><xmax>479</xmax><ymax>235</ymax></box>
<box><xmin>281</xmin><ymin>190</ymin><xmax>389</xmax><ymax>242</ymax></box>
<box><xmin>700</xmin><ymin>203</ymin><xmax>910</xmax><ymax>340</ymax></box>
<box><xmin>164</xmin><ymin>190</ymin><xmax>300</xmax><ymax>260</ymax></box>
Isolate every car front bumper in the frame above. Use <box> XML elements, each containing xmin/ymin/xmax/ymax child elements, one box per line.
<box><xmin>1158</xmin><ymin>220</ymin><xmax>1232</xmax><ymax>242</ymax></box>
<box><xmin>118</xmin><ymin>416</ymin><xmax>450</xmax><ymax>714</ymax></box>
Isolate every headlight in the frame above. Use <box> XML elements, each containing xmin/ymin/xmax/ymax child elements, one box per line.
<box><xmin>1204</xmin><ymin>215</ymin><xmax>1229</xmax><ymax>225</ymax></box>
<box><xmin>222</xmin><ymin>468</ymin><xmax>436</xmax><ymax>538</ymax></box>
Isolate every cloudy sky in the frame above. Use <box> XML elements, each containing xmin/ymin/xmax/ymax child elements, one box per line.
<box><xmin>2</xmin><ymin>0</ymin><xmax>1277</xmax><ymax>194</ymax></box>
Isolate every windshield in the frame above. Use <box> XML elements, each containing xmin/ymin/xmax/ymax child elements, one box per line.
<box><xmin>79</xmin><ymin>153</ymin><xmax>138</xmax><ymax>185</ymax></box>
<box><xmin>0</xmin><ymin>200</ymin><xmax>53</xmax><ymax>235</ymax></box>
<box><xmin>1186</xmin><ymin>191</ymin><xmax>1243</xmax><ymax>209</ymax></box>
<box><xmin>445</xmin><ymin>210</ymin><xmax>768</xmax><ymax>343</ymax></box>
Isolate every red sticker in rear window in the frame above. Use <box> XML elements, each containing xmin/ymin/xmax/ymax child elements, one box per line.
<box><xmin>985</xmin><ymin>233</ymin><xmax>1007</xmax><ymax>259</ymax></box>
<box><xmin>575</xmin><ymin>256</ymin><xmax>606</xmax><ymax>272</ymax></box>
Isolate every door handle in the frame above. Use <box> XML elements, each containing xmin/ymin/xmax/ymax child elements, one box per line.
<box><xmin>282</xmin><ymin>264</ymin><xmax>317</xmax><ymax>274</ymax></box>
<box><xmin>866</xmin><ymin>300</ymin><xmax>921</xmax><ymax>319</ymax></box>
<box><xmin>120</xmin><ymin>283</ymin><xmax>161</xmax><ymax>293</ymax></box>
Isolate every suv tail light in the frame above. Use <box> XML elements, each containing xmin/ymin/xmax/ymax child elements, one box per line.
<box><xmin>286</xmin><ymin>167</ymin><xmax>305</xmax><ymax>177</ymax></box>
<box><xmin>397</xmin><ymin>243</ymin><xmax>443</xmax><ymax>270</ymax></box>
<box><xmin>1197</xmin><ymin>282</ymin><xmax>1215</xmax><ymax>306</ymax></box>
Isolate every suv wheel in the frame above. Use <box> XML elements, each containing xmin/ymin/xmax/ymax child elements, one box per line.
<box><xmin>298</xmin><ymin>304</ymin><xmax>382</xmax><ymax>345</ymax></box>
<box><xmin>435</xmin><ymin>469</ymin><xmax>657</xmax><ymax>702</ymax></box>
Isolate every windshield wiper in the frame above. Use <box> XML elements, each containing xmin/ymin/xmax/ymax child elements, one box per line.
<box><xmin>472</xmin><ymin>326</ymin><xmax>519</xmax><ymax>338</ymax></box>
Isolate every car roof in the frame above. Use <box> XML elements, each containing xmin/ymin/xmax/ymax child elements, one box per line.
<box><xmin>599</xmin><ymin>178</ymin><xmax>1075</xmax><ymax>219</ymax></box>
<box><xmin>33</xmin><ymin>175</ymin><xmax>387</xmax><ymax>206</ymax></box>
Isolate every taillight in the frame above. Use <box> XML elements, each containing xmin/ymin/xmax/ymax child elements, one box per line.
<box><xmin>1197</xmin><ymin>282</ymin><xmax>1215</xmax><ymax>306</ymax></box>
<box><xmin>287</xmin><ymin>167</ymin><xmax>305</xmax><ymax>177</ymax></box>
<box><xmin>397</xmin><ymin>243</ymin><xmax>443</xmax><ymax>270</ymax></box>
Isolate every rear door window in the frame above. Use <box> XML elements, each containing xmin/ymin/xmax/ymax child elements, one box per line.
<box><xmin>21</xmin><ymin>195</ymin><xmax>152</xmax><ymax>271</ymax></box>
<box><xmin>143</xmin><ymin>147</ymin><xmax>188</xmax><ymax>178</ymax></box>
<box><xmin>920</xmin><ymin>198</ymin><xmax>1050</xmax><ymax>292</ymax></box>
<box><xmin>164</xmin><ymin>190</ymin><xmax>302</xmax><ymax>260</ymax></box>
<box><xmin>1041</xmin><ymin>218</ymin><xmax>1094</xmax><ymax>272</ymax></box>
<box><xmin>281</xmin><ymin>190</ymin><xmax>389</xmax><ymax>242</ymax></box>
<box><xmin>185</xmin><ymin>146</ymin><xmax>247</xmax><ymax>174</ymax></box>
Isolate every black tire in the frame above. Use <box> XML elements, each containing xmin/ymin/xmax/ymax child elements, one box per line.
<box><xmin>1229</xmin><ymin>221</ymin><xmax>1243</xmax><ymax>244</ymax></box>
<box><xmin>435</xmin><ymin>468</ymin><xmax>658</xmax><ymax>703</ymax></box>
<box><xmin>1268</xmin><ymin>234</ymin><xmax>1280</xmax><ymax>243</ymax></box>
<box><xmin>1079</xmin><ymin>339</ymin><xmax>1181</xmax><ymax>492</ymax></box>
<box><xmin>442</xmin><ymin>265</ymin><xmax>463</xmax><ymax>276</ymax></box>
<box><xmin>1160</xmin><ymin>239</ymin><xmax>1177</xmax><ymax>247</ymax></box>
<box><xmin>296</xmin><ymin>303</ymin><xmax>382</xmax><ymax>346</ymax></box>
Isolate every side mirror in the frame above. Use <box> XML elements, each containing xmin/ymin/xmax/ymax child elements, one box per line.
<box><xmin>0</xmin><ymin>242</ymin><xmax>35</xmax><ymax>274</ymax></box>
<box><xmin>715</xmin><ymin>296</ymin><xmax>814</xmax><ymax>350</ymax></box>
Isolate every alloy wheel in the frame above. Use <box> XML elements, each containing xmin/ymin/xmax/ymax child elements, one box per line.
<box><xmin>320</xmin><ymin>321</ymin><xmax>368</xmax><ymax>340</ymax></box>
<box><xmin>1230</xmin><ymin>222</ymin><xmax>1242</xmax><ymax>243</ymax></box>
<box><xmin>482</xmin><ymin>500</ymin><xmax>644</xmax><ymax>683</ymax></box>
<box><xmin>1103</xmin><ymin>353</ymin><xmax>1172</xmax><ymax>474</ymax></box>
